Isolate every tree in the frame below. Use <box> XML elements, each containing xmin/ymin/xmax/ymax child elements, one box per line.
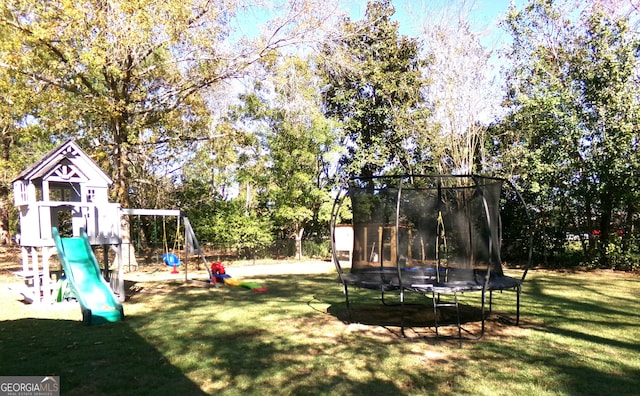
<box><xmin>419</xmin><ymin>1</ymin><xmax>499</xmax><ymax>174</ymax></box>
<box><xmin>234</xmin><ymin>55</ymin><xmax>338</xmax><ymax>259</ymax></box>
<box><xmin>499</xmin><ymin>0</ymin><xmax>640</xmax><ymax>268</ymax></box>
<box><xmin>0</xmin><ymin>19</ymin><xmax>53</xmax><ymax>244</ymax></box>
<box><xmin>0</xmin><ymin>0</ymin><xmax>339</xmax><ymax>209</ymax></box>
<box><xmin>319</xmin><ymin>0</ymin><xmax>429</xmax><ymax>179</ymax></box>
<box><xmin>179</xmin><ymin>188</ymin><xmax>273</xmax><ymax>260</ymax></box>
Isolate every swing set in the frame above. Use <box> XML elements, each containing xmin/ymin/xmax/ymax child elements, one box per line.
<box><xmin>124</xmin><ymin>209</ymin><xmax>184</xmax><ymax>272</ymax></box>
<box><xmin>122</xmin><ymin>208</ymin><xmax>217</xmax><ymax>283</ymax></box>
<box><xmin>161</xmin><ymin>215</ymin><xmax>182</xmax><ymax>273</ymax></box>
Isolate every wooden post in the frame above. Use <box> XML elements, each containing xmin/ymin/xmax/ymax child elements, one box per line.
<box><xmin>407</xmin><ymin>229</ymin><xmax>412</xmax><ymax>262</ymax></box>
<box><xmin>115</xmin><ymin>243</ymin><xmax>125</xmax><ymax>302</ymax></box>
<box><xmin>21</xmin><ymin>246</ymin><xmax>29</xmax><ymax>275</ymax></box>
<box><xmin>103</xmin><ymin>245</ymin><xmax>110</xmax><ymax>282</ymax></box>
<box><xmin>41</xmin><ymin>246</ymin><xmax>52</xmax><ymax>305</ymax></box>
<box><xmin>31</xmin><ymin>247</ymin><xmax>40</xmax><ymax>304</ymax></box>
<box><xmin>391</xmin><ymin>226</ymin><xmax>397</xmax><ymax>266</ymax></box>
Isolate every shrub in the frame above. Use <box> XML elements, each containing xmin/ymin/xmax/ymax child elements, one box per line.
<box><xmin>302</xmin><ymin>239</ymin><xmax>331</xmax><ymax>259</ymax></box>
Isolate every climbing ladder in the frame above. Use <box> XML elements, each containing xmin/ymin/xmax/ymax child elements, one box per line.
<box><xmin>431</xmin><ymin>286</ymin><xmax>462</xmax><ymax>339</ymax></box>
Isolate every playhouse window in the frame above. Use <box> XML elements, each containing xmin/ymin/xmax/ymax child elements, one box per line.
<box><xmin>18</xmin><ymin>183</ymin><xmax>28</xmax><ymax>203</ymax></box>
<box><xmin>49</xmin><ymin>183</ymin><xmax>78</xmax><ymax>202</ymax></box>
<box><xmin>87</xmin><ymin>189</ymin><xmax>96</xmax><ymax>202</ymax></box>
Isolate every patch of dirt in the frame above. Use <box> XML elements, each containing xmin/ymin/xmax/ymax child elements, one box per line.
<box><xmin>0</xmin><ymin>246</ymin><xmax>22</xmax><ymax>278</ymax></box>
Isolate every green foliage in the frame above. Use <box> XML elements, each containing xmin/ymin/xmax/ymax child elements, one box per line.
<box><xmin>1</xmin><ymin>0</ymin><xmax>220</xmax><ymax>205</ymax></box>
<box><xmin>498</xmin><ymin>0</ymin><xmax>640</xmax><ymax>268</ymax></box>
<box><xmin>301</xmin><ymin>239</ymin><xmax>331</xmax><ymax>259</ymax></box>
<box><xmin>319</xmin><ymin>0</ymin><xmax>429</xmax><ymax>178</ymax></box>
<box><xmin>0</xmin><ymin>20</ymin><xmax>56</xmax><ymax>237</ymax></box>
<box><xmin>1</xmin><ymin>0</ymin><xmax>337</xmax><ymax>208</ymax></box>
<box><xmin>231</xmin><ymin>54</ymin><xmax>339</xmax><ymax>257</ymax></box>
<box><xmin>181</xmin><ymin>186</ymin><xmax>273</xmax><ymax>257</ymax></box>
<box><xmin>3</xmin><ymin>0</ymin><xmax>639</xmax><ymax>268</ymax></box>
<box><xmin>228</xmin><ymin>210</ymin><xmax>275</xmax><ymax>259</ymax></box>
<box><xmin>593</xmin><ymin>232</ymin><xmax>640</xmax><ymax>271</ymax></box>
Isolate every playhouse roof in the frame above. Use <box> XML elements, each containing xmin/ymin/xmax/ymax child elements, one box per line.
<box><xmin>13</xmin><ymin>139</ymin><xmax>112</xmax><ymax>186</ymax></box>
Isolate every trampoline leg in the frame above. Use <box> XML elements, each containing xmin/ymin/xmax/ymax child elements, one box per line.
<box><xmin>481</xmin><ymin>289</ymin><xmax>486</xmax><ymax>337</ymax></box>
<box><xmin>343</xmin><ymin>284</ymin><xmax>352</xmax><ymax>322</ymax></box>
<box><xmin>432</xmin><ymin>291</ymin><xmax>439</xmax><ymax>337</ymax></box>
<box><xmin>489</xmin><ymin>290</ymin><xmax>493</xmax><ymax>314</ymax></box>
<box><xmin>454</xmin><ymin>292</ymin><xmax>461</xmax><ymax>340</ymax></box>
<box><xmin>516</xmin><ymin>285</ymin><xmax>521</xmax><ymax>326</ymax></box>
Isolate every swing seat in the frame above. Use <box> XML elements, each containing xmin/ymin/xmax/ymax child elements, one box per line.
<box><xmin>162</xmin><ymin>253</ymin><xmax>181</xmax><ymax>267</ymax></box>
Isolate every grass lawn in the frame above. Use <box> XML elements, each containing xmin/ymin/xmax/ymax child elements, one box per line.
<box><xmin>1</xmin><ymin>252</ymin><xmax>639</xmax><ymax>395</ymax></box>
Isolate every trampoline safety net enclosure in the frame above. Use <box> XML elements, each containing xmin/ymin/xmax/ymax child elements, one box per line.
<box><xmin>352</xmin><ymin>175</ymin><xmax>504</xmax><ymax>277</ymax></box>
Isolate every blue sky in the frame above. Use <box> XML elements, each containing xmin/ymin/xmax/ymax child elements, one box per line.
<box><xmin>233</xmin><ymin>0</ymin><xmax>527</xmax><ymax>47</ymax></box>
<box><xmin>345</xmin><ymin>0</ymin><xmax>527</xmax><ymax>49</ymax></box>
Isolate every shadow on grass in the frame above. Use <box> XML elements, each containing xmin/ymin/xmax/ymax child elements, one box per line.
<box><xmin>8</xmin><ymin>270</ymin><xmax>638</xmax><ymax>395</ymax></box>
<box><xmin>0</xmin><ymin>318</ymin><xmax>206</xmax><ymax>395</ymax></box>
<box><xmin>124</xmin><ymin>273</ymin><xmax>424</xmax><ymax>394</ymax></box>
<box><xmin>325</xmin><ymin>296</ymin><xmax>487</xmax><ymax>339</ymax></box>
<box><xmin>482</xmin><ymin>271</ymin><xmax>640</xmax><ymax>395</ymax></box>
<box><xmin>525</xmin><ymin>274</ymin><xmax>640</xmax><ymax>348</ymax></box>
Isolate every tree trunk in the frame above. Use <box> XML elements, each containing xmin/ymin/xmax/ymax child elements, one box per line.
<box><xmin>1</xmin><ymin>130</ymin><xmax>13</xmax><ymax>245</ymax></box>
<box><xmin>111</xmin><ymin>119</ymin><xmax>138</xmax><ymax>270</ymax></box>
<box><xmin>599</xmin><ymin>189</ymin><xmax>614</xmax><ymax>267</ymax></box>
<box><xmin>295</xmin><ymin>228</ymin><xmax>304</xmax><ymax>260</ymax></box>
<box><xmin>112</xmin><ymin>133</ymin><xmax>132</xmax><ymax>208</ymax></box>
<box><xmin>622</xmin><ymin>201</ymin><xmax>635</xmax><ymax>253</ymax></box>
<box><xmin>115</xmin><ymin>215</ymin><xmax>139</xmax><ymax>271</ymax></box>
<box><xmin>0</xmin><ymin>185</ymin><xmax>11</xmax><ymax>245</ymax></box>
<box><xmin>584</xmin><ymin>192</ymin><xmax>595</xmax><ymax>258</ymax></box>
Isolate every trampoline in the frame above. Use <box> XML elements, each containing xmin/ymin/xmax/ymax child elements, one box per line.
<box><xmin>330</xmin><ymin>174</ymin><xmax>533</xmax><ymax>339</ymax></box>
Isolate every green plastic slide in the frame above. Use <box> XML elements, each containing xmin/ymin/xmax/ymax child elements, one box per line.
<box><xmin>52</xmin><ymin>227</ymin><xmax>124</xmax><ymax>325</ymax></box>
